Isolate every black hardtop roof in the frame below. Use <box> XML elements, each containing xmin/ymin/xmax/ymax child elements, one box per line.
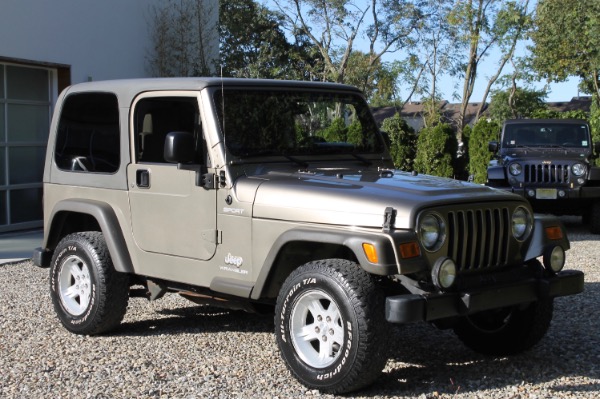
<box><xmin>503</xmin><ymin>118</ymin><xmax>589</xmax><ymax>126</ymax></box>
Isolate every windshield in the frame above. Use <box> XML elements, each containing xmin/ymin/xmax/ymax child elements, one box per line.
<box><xmin>214</xmin><ymin>89</ymin><xmax>384</xmax><ymax>157</ymax></box>
<box><xmin>503</xmin><ymin>123</ymin><xmax>590</xmax><ymax>148</ymax></box>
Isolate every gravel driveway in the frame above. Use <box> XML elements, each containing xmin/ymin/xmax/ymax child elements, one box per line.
<box><xmin>1</xmin><ymin>218</ymin><xmax>599</xmax><ymax>399</ymax></box>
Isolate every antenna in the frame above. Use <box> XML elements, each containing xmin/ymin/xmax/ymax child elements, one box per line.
<box><xmin>220</xmin><ymin>66</ymin><xmax>226</xmax><ymax>166</ymax></box>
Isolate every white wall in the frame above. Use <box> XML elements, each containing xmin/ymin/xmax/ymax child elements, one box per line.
<box><xmin>0</xmin><ymin>0</ymin><xmax>218</xmax><ymax>84</ymax></box>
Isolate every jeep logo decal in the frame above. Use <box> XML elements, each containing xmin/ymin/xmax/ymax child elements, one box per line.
<box><xmin>225</xmin><ymin>253</ymin><xmax>243</xmax><ymax>267</ymax></box>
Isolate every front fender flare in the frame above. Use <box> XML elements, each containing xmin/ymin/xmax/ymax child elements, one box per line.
<box><xmin>250</xmin><ymin>227</ymin><xmax>399</xmax><ymax>300</ymax></box>
<box><xmin>525</xmin><ymin>214</ymin><xmax>571</xmax><ymax>262</ymax></box>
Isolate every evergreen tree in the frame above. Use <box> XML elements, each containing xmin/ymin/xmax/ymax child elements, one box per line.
<box><xmin>413</xmin><ymin>123</ymin><xmax>457</xmax><ymax>178</ymax></box>
<box><xmin>380</xmin><ymin>113</ymin><xmax>416</xmax><ymax>171</ymax></box>
<box><xmin>468</xmin><ymin>119</ymin><xmax>501</xmax><ymax>184</ymax></box>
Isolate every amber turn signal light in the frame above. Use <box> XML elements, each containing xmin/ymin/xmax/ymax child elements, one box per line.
<box><xmin>545</xmin><ymin>226</ymin><xmax>563</xmax><ymax>240</ymax></box>
<box><xmin>399</xmin><ymin>242</ymin><xmax>420</xmax><ymax>259</ymax></box>
<box><xmin>362</xmin><ymin>243</ymin><xmax>379</xmax><ymax>263</ymax></box>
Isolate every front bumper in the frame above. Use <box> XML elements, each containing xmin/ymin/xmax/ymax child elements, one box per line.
<box><xmin>385</xmin><ymin>269</ymin><xmax>584</xmax><ymax>323</ymax></box>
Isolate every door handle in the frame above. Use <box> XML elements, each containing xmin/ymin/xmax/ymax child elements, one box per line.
<box><xmin>136</xmin><ymin>169</ymin><xmax>150</xmax><ymax>188</ymax></box>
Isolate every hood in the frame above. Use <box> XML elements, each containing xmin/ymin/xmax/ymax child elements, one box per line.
<box><xmin>500</xmin><ymin>147</ymin><xmax>591</xmax><ymax>162</ymax></box>
<box><xmin>234</xmin><ymin>169</ymin><xmax>523</xmax><ymax>229</ymax></box>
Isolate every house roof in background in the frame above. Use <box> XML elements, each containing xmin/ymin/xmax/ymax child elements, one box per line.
<box><xmin>371</xmin><ymin>96</ymin><xmax>592</xmax><ymax>127</ymax></box>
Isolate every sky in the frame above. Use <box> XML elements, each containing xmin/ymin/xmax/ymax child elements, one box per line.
<box><xmin>263</xmin><ymin>0</ymin><xmax>583</xmax><ymax>104</ymax></box>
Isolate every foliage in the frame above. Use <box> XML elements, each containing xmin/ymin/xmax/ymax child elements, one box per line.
<box><xmin>487</xmin><ymin>87</ymin><xmax>548</xmax><ymax>122</ymax></box>
<box><xmin>346</xmin><ymin>120</ymin><xmax>364</xmax><ymax>147</ymax></box>
<box><xmin>273</xmin><ymin>0</ymin><xmax>424</xmax><ymax>88</ymax></box>
<box><xmin>320</xmin><ymin>118</ymin><xmax>348</xmax><ymax>142</ymax></box>
<box><xmin>413</xmin><ymin>123</ymin><xmax>457</xmax><ymax>178</ymax></box>
<box><xmin>407</xmin><ymin>0</ymin><xmax>460</xmax><ymax>104</ymax></box>
<box><xmin>456</xmin><ymin>124</ymin><xmax>472</xmax><ymax>180</ymax></box>
<box><xmin>344</xmin><ymin>52</ymin><xmax>403</xmax><ymax>106</ymax></box>
<box><xmin>468</xmin><ymin>119</ymin><xmax>501</xmax><ymax>184</ymax></box>
<box><xmin>147</xmin><ymin>0</ymin><xmax>218</xmax><ymax>77</ymax></box>
<box><xmin>381</xmin><ymin>113</ymin><xmax>416</xmax><ymax>171</ymax></box>
<box><xmin>591</xmin><ymin>96</ymin><xmax>600</xmax><ymax>165</ymax></box>
<box><xmin>530</xmin><ymin>0</ymin><xmax>600</xmax><ymax>102</ymax></box>
<box><xmin>219</xmin><ymin>0</ymin><xmax>323</xmax><ymax>80</ymax></box>
<box><xmin>447</xmin><ymin>0</ymin><xmax>532</xmax><ymax>136</ymax></box>
<box><xmin>529</xmin><ymin>109</ymin><xmax>588</xmax><ymax>120</ymax></box>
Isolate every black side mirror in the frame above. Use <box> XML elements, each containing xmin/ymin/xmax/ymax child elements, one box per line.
<box><xmin>594</xmin><ymin>142</ymin><xmax>600</xmax><ymax>157</ymax></box>
<box><xmin>488</xmin><ymin>141</ymin><xmax>498</xmax><ymax>153</ymax></box>
<box><xmin>164</xmin><ymin>131</ymin><xmax>195</xmax><ymax>164</ymax></box>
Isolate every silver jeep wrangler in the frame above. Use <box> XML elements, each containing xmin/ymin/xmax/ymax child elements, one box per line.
<box><xmin>34</xmin><ymin>78</ymin><xmax>583</xmax><ymax>394</ymax></box>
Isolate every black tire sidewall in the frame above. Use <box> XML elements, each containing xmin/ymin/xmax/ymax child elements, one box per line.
<box><xmin>454</xmin><ymin>298</ymin><xmax>553</xmax><ymax>356</ymax></box>
<box><xmin>50</xmin><ymin>235</ymin><xmax>103</xmax><ymax>334</ymax></box>
<box><xmin>276</xmin><ymin>267</ymin><xmax>362</xmax><ymax>390</ymax></box>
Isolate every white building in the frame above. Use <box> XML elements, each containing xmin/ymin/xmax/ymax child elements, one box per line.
<box><xmin>0</xmin><ymin>0</ymin><xmax>218</xmax><ymax>232</ymax></box>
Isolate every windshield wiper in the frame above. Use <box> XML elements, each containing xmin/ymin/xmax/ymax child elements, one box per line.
<box><xmin>514</xmin><ymin>145</ymin><xmax>542</xmax><ymax>152</ymax></box>
<box><xmin>229</xmin><ymin>150</ymin><xmax>308</xmax><ymax>168</ymax></box>
<box><xmin>282</xmin><ymin>153</ymin><xmax>309</xmax><ymax>168</ymax></box>
<box><xmin>350</xmin><ymin>153</ymin><xmax>372</xmax><ymax>166</ymax></box>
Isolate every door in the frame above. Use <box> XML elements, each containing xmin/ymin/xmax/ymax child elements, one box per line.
<box><xmin>127</xmin><ymin>93</ymin><xmax>217</xmax><ymax>260</ymax></box>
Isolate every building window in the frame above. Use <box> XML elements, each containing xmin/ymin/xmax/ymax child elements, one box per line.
<box><xmin>0</xmin><ymin>63</ymin><xmax>53</xmax><ymax>232</ymax></box>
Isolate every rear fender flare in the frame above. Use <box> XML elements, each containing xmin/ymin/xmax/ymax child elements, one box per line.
<box><xmin>47</xmin><ymin>199</ymin><xmax>134</xmax><ymax>274</ymax></box>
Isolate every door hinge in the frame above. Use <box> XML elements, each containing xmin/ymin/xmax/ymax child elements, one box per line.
<box><xmin>202</xmin><ymin>229</ymin><xmax>222</xmax><ymax>244</ymax></box>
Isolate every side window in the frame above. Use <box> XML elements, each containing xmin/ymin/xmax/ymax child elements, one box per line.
<box><xmin>133</xmin><ymin>97</ymin><xmax>203</xmax><ymax>164</ymax></box>
<box><xmin>54</xmin><ymin>92</ymin><xmax>120</xmax><ymax>173</ymax></box>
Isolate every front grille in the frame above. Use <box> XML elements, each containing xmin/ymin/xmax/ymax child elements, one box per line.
<box><xmin>447</xmin><ymin>207</ymin><xmax>510</xmax><ymax>272</ymax></box>
<box><xmin>524</xmin><ymin>163</ymin><xmax>570</xmax><ymax>184</ymax></box>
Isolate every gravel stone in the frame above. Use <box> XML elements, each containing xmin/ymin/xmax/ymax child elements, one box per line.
<box><xmin>1</xmin><ymin>217</ymin><xmax>599</xmax><ymax>398</ymax></box>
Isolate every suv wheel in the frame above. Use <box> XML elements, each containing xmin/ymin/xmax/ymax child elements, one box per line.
<box><xmin>50</xmin><ymin>232</ymin><xmax>129</xmax><ymax>335</ymax></box>
<box><xmin>591</xmin><ymin>201</ymin><xmax>600</xmax><ymax>234</ymax></box>
<box><xmin>274</xmin><ymin>259</ymin><xmax>387</xmax><ymax>394</ymax></box>
<box><xmin>453</xmin><ymin>296</ymin><xmax>553</xmax><ymax>356</ymax></box>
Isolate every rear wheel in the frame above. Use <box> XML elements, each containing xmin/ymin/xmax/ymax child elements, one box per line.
<box><xmin>50</xmin><ymin>232</ymin><xmax>129</xmax><ymax>335</ymax></box>
<box><xmin>275</xmin><ymin>259</ymin><xmax>387</xmax><ymax>394</ymax></box>
<box><xmin>453</xmin><ymin>297</ymin><xmax>554</xmax><ymax>356</ymax></box>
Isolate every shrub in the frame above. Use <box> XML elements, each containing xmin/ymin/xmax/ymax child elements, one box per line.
<box><xmin>380</xmin><ymin>113</ymin><xmax>416</xmax><ymax>171</ymax></box>
<box><xmin>413</xmin><ymin>123</ymin><xmax>457</xmax><ymax>178</ymax></box>
<box><xmin>468</xmin><ymin>119</ymin><xmax>501</xmax><ymax>184</ymax></box>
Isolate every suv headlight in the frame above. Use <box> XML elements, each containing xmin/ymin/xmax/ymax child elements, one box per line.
<box><xmin>418</xmin><ymin>213</ymin><xmax>446</xmax><ymax>252</ymax></box>
<box><xmin>509</xmin><ymin>163</ymin><xmax>522</xmax><ymax>176</ymax></box>
<box><xmin>571</xmin><ymin>163</ymin><xmax>586</xmax><ymax>177</ymax></box>
<box><xmin>512</xmin><ymin>206</ymin><xmax>533</xmax><ymax>241</ymax></box>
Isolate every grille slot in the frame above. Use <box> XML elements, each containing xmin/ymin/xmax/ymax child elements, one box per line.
<box><xmin>447</xmin><ymin>207</ymin><xmax>510</xmax><ymax>272</ymax></box>
<box><xmin>524</xmin><ymin>164</ymin><xmax>570</xmax><ymax>184</ymax></box>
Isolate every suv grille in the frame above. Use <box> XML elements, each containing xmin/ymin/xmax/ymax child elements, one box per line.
<box><xmin>446</xmin><ymin>207</ymin><xmax>510</xmax><ymax>272</ymax></box>
<box><xmin>524</xmin><ymin>163</ymin><xmax>570</xmax><ymax>184</ymax></box>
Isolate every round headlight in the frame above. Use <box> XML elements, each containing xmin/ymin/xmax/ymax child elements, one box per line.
<box><xmin>543</xmin><ymin>246</ymin><xmax>565</xmax><ymax>273</ymax></box>
<box><xmin>418</xmin><ymin>213</ymin><xmax>446</xmax><ymax>251</ymax></box>
<box><xmin>512</xmin><ymin>206</ymin><xmax>533</xmax><ymax>241</ymax></box>
<box><xmin>432</xmin><ymin>257</ymin><xmax>457</xmax><ymax>290</ymax></box>
<box><xmin>509</xmin><ymin>163</ymin><xmax>522</xmax><ymax>176</ymax></box>
<box><xmin>571</xmin><ymin>163</ymin><xmax>586</xmax><ymax>177</ymax></box>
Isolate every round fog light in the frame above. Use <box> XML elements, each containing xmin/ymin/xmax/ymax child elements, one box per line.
<box><xmin>558</xmin><ymin>190</ymin><xmax>566</xmax><ymax>198</ymax></box>
<box><xmin>577</xmin><ymin>178</ymin><xmax>585</xmax><ymax>185</ymax></box>
<box><xmin>543</xmin><ymin>246</ymin><xmax>565</xmax><ymax>273</ymax></box>
<box><xmin>432</xmin><ymin>257</ymin><xmax>457</xmax><ymax>290</ymax></box>
<box><xmin>527</xmin><ymin>189</ymin><xmax>536</xmax><ymax>197</ymax></box>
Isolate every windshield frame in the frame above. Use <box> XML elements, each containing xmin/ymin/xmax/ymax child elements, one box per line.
<box><xmin>502</xmin><ymin>122</ymin><xmax>591</xmax><ymax>149</ymax></box>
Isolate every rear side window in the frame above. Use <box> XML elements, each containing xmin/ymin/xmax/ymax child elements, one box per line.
<box><xmin>54</xmin><ymin>92</ymin><xmax>120</xmax><ymax>173</ymax></box>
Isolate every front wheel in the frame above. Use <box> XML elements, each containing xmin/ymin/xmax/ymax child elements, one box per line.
<box><xmin>590</xmin><ymin>201</ymin><xmax>600</xmax><ymax>234</ymax></box>
<box><xmin>453</xmin><ymin>298</ymin><xmax>554</xmax><ymax>356</ymax></box>
<box><xmin>275</xmin><ymin>259</ymin><xmax>387</xmax><ymax>394</ymax></box>
<box><xmin>50</xmin><ymin>232</ymin><xmax>129</xmax><ymax>335</ymax></box>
